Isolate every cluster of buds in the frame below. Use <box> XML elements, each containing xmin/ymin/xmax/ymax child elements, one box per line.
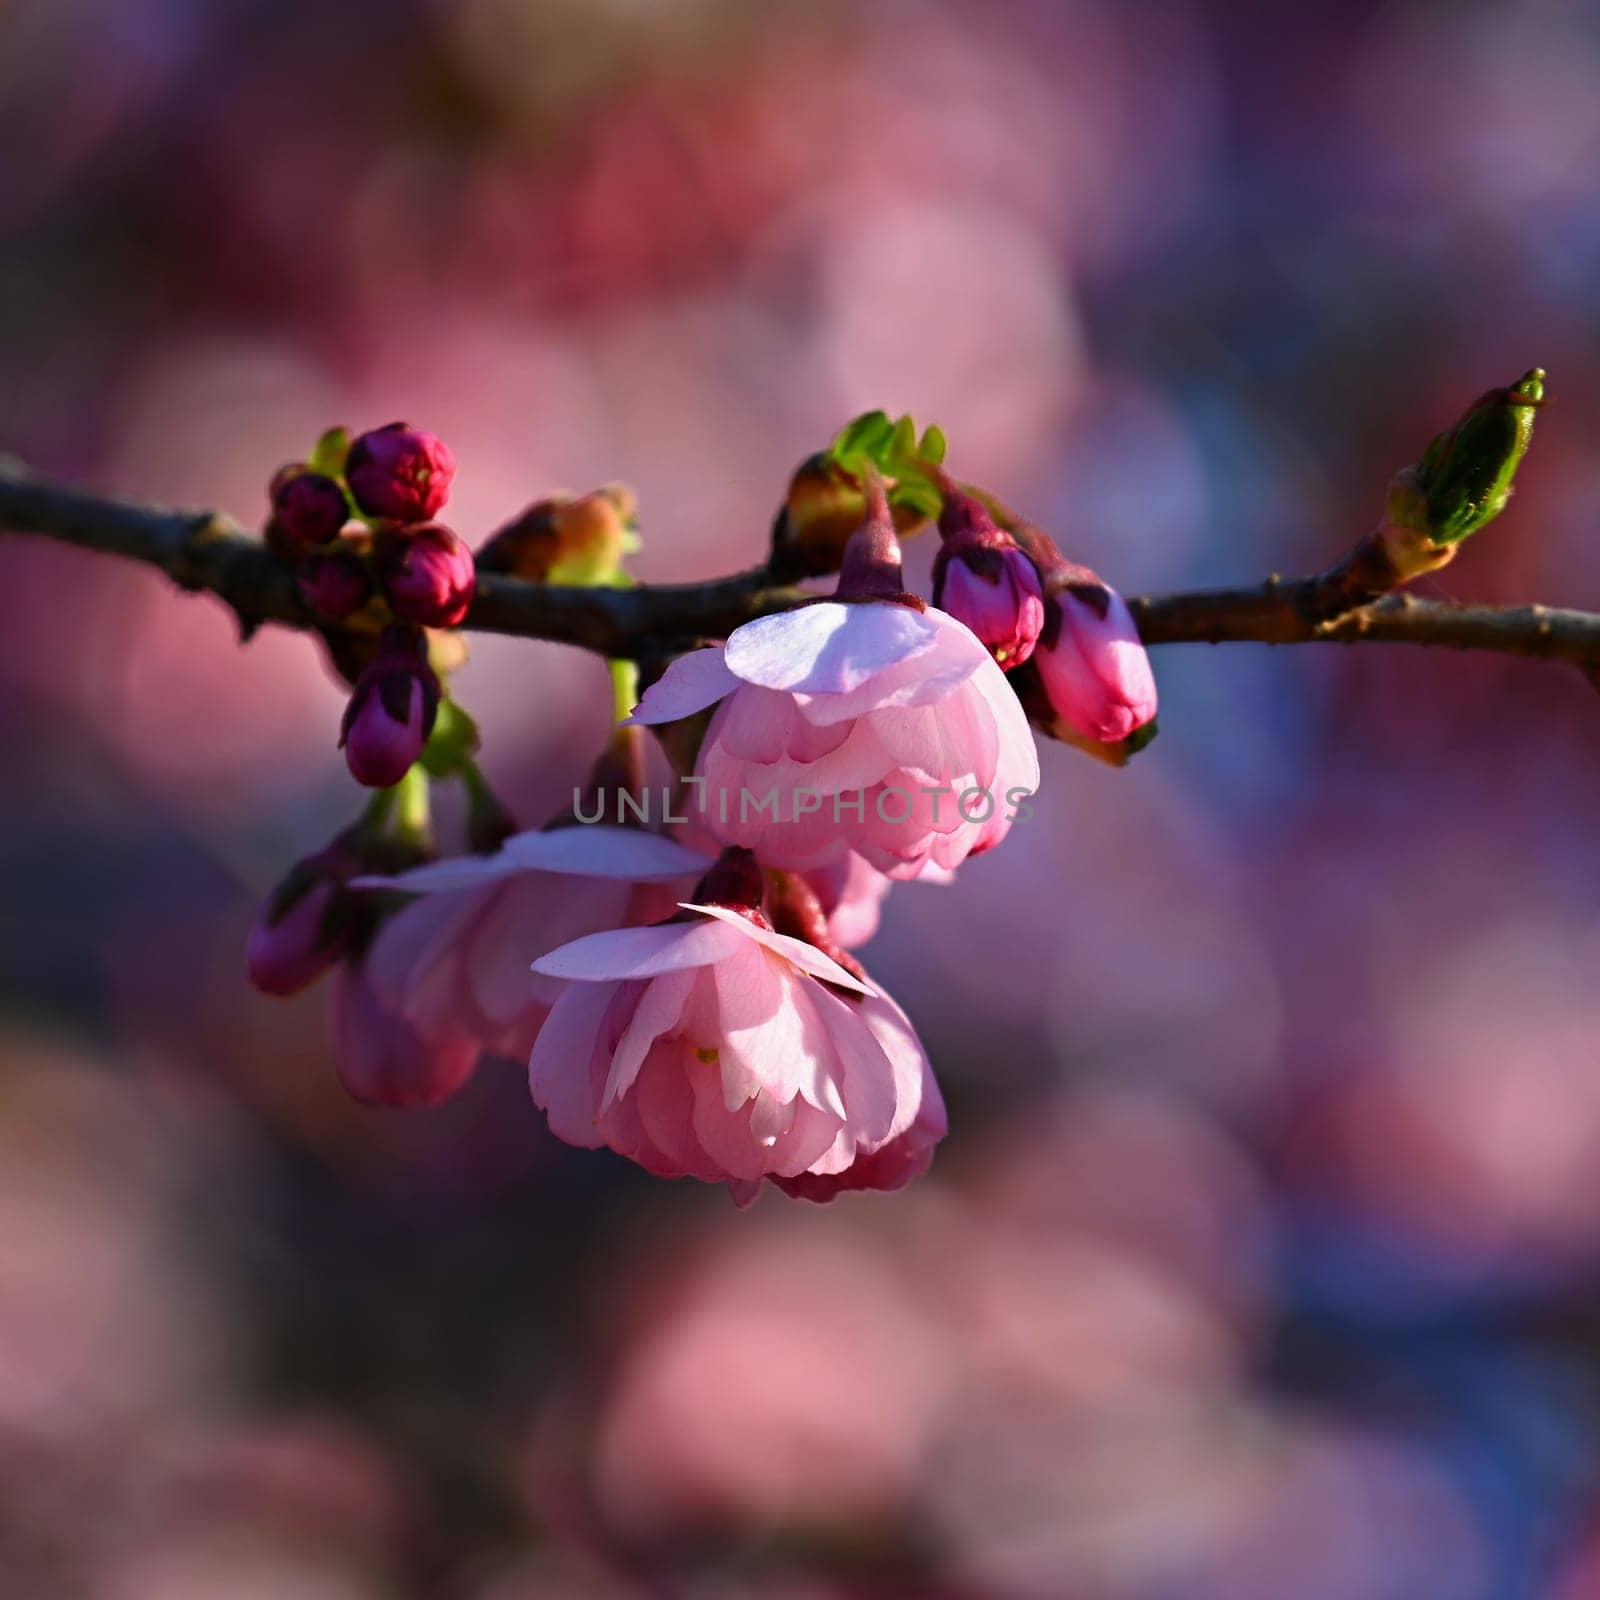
<box><xmin>928</xmin><ymin>485</ymin><xmax>1158</xmax><ymax>760</ymax></box>
<box><xmin>270</xmin><ymin>422</ymin><xmax>471</xmax><ymax>630</ymax></box>
<box><xmin>266</xmin><ymin>422</ymin><xmax>475</xmax><ymax>788</ymax></box>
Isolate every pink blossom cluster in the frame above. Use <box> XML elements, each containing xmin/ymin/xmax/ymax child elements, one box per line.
<box><xmin>248</xmin><ymin>439</ymin><xmax>1158</xmax><ymax>1203</ymax></box>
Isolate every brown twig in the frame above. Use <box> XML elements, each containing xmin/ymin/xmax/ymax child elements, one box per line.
<box><xmin>4</xmin><ymin>458</ymin><xmax>1599</xmax><ymax>669</ymax></box>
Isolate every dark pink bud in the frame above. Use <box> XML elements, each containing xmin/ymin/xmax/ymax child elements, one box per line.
<box><xmin>933</xmin><ymin>493</ymin><xmax>1044</xmax><ymax>667</ymax></box>
<box><xmin>346</xmin><ymin>423</ymin><xmax>455</xmax><ymax>523</ymax></box>
<box><xmin>271</xmin><ymin>468</ymin><xmax>349</xmax><ymax>545</ymax></box>
<box><xmin>379</xmin><ymin>523</ymin><xmax>475</xmax><ymax>626</ymax></box>
<box><xmin>339</xmin><ymin>630</ymin><xmax>440</xmax><ymax>788</ymax></box>
<box><xmin>1033</xmin><ymin>580</ymin><xmax>1158</xmax><ymax>744</ymax></box>
<box><xmin>296</xmin><ymin>546</ymin><xmax>372</xmax><ymax>620</ymax></box>
<box><xmin>246</xmin><ymin>843</ymin><xmax>358</xmax><ymax>996</ymax></box>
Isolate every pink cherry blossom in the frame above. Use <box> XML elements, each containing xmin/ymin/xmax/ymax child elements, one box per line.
<box><xmin>630</xmin><ymin>601</ymin><xmax>1040</xmax><ymax>879</ymax></box>
<box><xmin>528</xmin><ymin>903</ymin><xmax>944</xmax><ymax>1201</ymax></box>
<box><xmin>1033</xmin><ymin>580</ymin><xmax>1158</xmax><ymax>744</ymax></box>
<box><xmin>352</xmin><ymin>825</ymin><xmax>708</xmax><ymax>1076</ymax></box>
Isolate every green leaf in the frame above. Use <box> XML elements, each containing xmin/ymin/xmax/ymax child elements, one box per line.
<box><xmin>830</xmin><ymin>410</ymin><xmax>894</xmax><ymax>461</ymax></box>
<box><xmin>890</xmin><ymin>478</ymin><xmax>942</xmax><ymax>522</ymax></box>
<box><xmin>309</xmin><ymin>426</ymin><xmax>352</xmax><ymax>478</ymax></box>
<box><xmin>889</xmin><ymin>413</ymin><xmax>917</xmax><ymax>460</ymax></box>
<box><xmin>919</xmin><ymin>424</ymin><xmax>948</xmax><ymax>466</ymax></box>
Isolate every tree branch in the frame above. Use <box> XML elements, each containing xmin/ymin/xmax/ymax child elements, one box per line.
<box><xmin>4</xmin><ymin>458</ymin><xmax>1598</xmax><ymax>670</ymax></box>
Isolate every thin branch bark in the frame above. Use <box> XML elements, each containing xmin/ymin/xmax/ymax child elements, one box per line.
<box><xmin>5</xmin><ymin>458</ymin><xmax>1599</xmax><ymax>669</ymax></box>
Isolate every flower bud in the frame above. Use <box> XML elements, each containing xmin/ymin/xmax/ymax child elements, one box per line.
<box><xmin>933</xmin><ymin>491</ymin><xmax>1045</xmax><ymax>666</ymax></box>
<box><xmin>339</xmin><ymin>630</ymin><xmax>441</xmax><ymax>788</ymax></box>
<box><xmin>378</xmin><ymin>523</ymin><xmax>475</xmax><ymax>626</ymax></box>
<box><xmin>476</xmin><ymin>487</ymin><xmax>635</xmax><ymax>583</ymax></box>
<box><xmin>296</xmin><ymin>546</ymin><xmax>372</xmax><ymax>620</ymax></box>
<box><xmin>1388</xmin><ymin>368</ymin><xmax>1545</xmax><ymax>546</ymax></box>
<box><xmin>270</xmin><ymin>467</ymin><xmax>349</xmax><ymax>546</ymax></box>
<box><xmin>769</xmin><ymin>455</ymin><xmax>927</xmax><ymax>581</ymax></box>
<box><xmin>246</xmin><ymin>840</ymin><xmax>359</xmax><ymax>996</ymax></box>
<box><xmin>770</xmin><ymin>454</ymin><xmax>868</xmax><ymax>579</ymax></box>
<box><xmin>346</xmin><ymin>422</ymin><xmax>455</xmax><ymax>523</ymax></box>
<box><xmin>1032</xmin><ymin>577</ymin><xmax>1158</xmax><ymax>746</ymax></box>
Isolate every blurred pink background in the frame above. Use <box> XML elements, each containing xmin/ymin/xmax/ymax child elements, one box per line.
<box><xmin>6</xmin><ymin>0</ymin><xmax>1600</xmax><ymax>1594</ymax></box>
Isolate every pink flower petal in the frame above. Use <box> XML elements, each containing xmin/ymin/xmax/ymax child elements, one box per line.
<box><xmin>681</xmin><ymin>904</ymin><xmax>873</xmax><ymax>994</ymax></box>
<box><xmin>723</xmin><ymin>603</ymin><xmax>942</xmax><ymax>697</ymax></box>
<box><xmin>532</xmin><ymin>917</ymin><xmax>749</xmax><ymax>982</ymax></box>
<box><xmin>528</xmin><ymin>979</ymin><xmax>618</xmax><ymax>1146</ymax></box>
<box><xmin>602</xmin><ymin>966</ymin><xmax>698</xmax><ymax>1111</ymax></box>
<box><xmin>501</xmin><ymin>825</ymin><xmax>712</xmax><ymax>880</ymax></box>
<box><xmin>627</xmin><ymin>645</ymin><xmax>739</xmax><ymax>724</ymax></box>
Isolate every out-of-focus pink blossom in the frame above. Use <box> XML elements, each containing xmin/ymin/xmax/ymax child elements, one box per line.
<box><xmin>1033</xmin><ymin>577</ymin><xmax>1158</xmax><ymax>744</ymax></box>
<box><xmin>328</xmin><ymin>958</ymin><xmax>478</xmax><ymax>1111</ymax></box>
<box><xmin>339</xmin><ymin>631</ymin><xmax>439</xmax><ymax>788</ymax></box>
<box><xmin>631</xmin><ymin>607</ymin><xmax>1039</xmax><ymax>879</ymax></box>
<box><xmin>589</xmin><ymin>1225</ymin><xmax>952</xmax><ymax>1539</ymax></box>
<box><xmin>345</xmin><ymin>422</ymin><xmax>455</xmax><ymax>523</ymax></box>
<box><xmin>354</xmin><ymin>825</ymin><xmax>709</xmax><ymax>1065</ymax></box>
<box><xmin>529</xmin><ymin>893</ymin><xmax>942</xmax><ymax>1201</ymax></box>
<box><xmin>270</xmin><ymin>467</ymin><xmax>349</xmax><ymax>546</ymax></box>
<box><xmin>379</xmin><ymin>523</ymin><xmax>476</xmax><ymax>626</ymax></box>
<box><xmin>933</xmin><ymin>491</ymin><xmax>1045</xmax><ymax>668</ymax></box>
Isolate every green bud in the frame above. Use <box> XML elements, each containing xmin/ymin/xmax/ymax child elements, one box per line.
<box><xmin>1391</xmin><ymin>368</ymin><xmax>1545</xmax><ymax>546</ymax></box>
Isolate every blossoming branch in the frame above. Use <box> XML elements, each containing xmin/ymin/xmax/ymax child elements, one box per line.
<box><xmin>0</xmin><ymin>373</ymin><xmax>1575</xmax><ymax>1202</ymax></box>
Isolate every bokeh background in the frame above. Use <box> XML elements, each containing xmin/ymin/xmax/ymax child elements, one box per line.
<box><xmin>6</xmin><ymin>0</ymin><xmax>1600</xmax><ymax>1594</ymax></box>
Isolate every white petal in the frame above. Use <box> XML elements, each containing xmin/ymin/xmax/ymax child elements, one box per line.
<box><xmin>781</xmin><ymin>606</ymin><xmax>989</xmax><ymax>726</ymax></box>
<box><xmin>724</xmin><ymin>603</ymin><xmax>942</xmax><ymax>696</ymax></box>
